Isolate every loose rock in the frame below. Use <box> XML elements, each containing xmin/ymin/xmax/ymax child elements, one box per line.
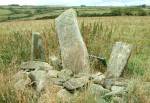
<box><xmin>63</xmin><ymin>76</ymin><xmax>89</xmax><ymax>91</ymax></box>
<box><xmin>93</xmin><ymin>74</ymin><xmax>105</xmax><ymax>84</ymax></box>
<box><xmin>49</xmin><ymin>55</ymin><xmax>62</xmax><ymax>70</ymax></box>
<box><xmin>29</xmin><ymin>70</ymin><xmax>48</xmax><ymax>92</ymax></box>
<box><xmin>47</xmin><ymin>69</ymin><xmax>60</xmax><ymax>78</ymax></box>
<box><xmin>111</xmin><ymin>86</ymin><xmax>126</xmax><ymax>92</ymax></box>
<box><xmin>88</xmin><ymin>84</ymin><xmax>110</xmax><ymax>96</ymax></box>
<box><xmin>20</xmin><ymin>61</ymin><xmax>53</xmax><ymax>72</ymax></box>
<box><xmin>58</xmin><ymin>69</ymin><xmax>73</xmax><ymax>83</ymax></box>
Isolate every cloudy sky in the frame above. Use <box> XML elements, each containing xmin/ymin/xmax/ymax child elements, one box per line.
<box><xmin>0</xmin><ymin>0</ymin><xmax>150</xmax><ymax>6</ymax></box>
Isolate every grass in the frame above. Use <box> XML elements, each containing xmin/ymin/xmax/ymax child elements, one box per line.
<box><xmin>0</xmin><ymin>16</ymin><xmax>150</xmax><ymax>102</ymax></box>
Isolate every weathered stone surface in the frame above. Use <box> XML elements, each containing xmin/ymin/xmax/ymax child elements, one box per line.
<box><xmin>20</xmin><ymin>61</ymin><xmax>52</xmax><ymax>72</ymax></box>
<box><xmin>90</xmin><ymin>72</ymin><xmax>103</xmax><ymax>79</ymax></box>
<box><xmin>63</xmin><ymin>76</ymin><xmax>89</xmax><ymax>91</ymax></box>
<box><xmin>57</xmin><ymin>89</ymin><xmax>73</xmax><ymax>103</ymax></box>
<box><xmin>104</xmin><ymin>89</ymin><xmax>127</xmax><ymax>97</ymax></box>
<box><xmin>55</xmin><ymin>9</ymin><xmax>90</xmax><ymax>74</ymax></box>
<box><xmin>31</xmin><ymin>32</ymin><xmax>45</xmax><ymax>61</ymax></box>
<box><xmin>102</xmin><ymin>79</ymin><xmax>114</xmax><ymax>90</ymax></box>
<box><xmin>102</xmin><ymin>78</ymin><xmax>128</xmax><ymax>90</ymax></box>
<box><xmin>58</xmin><ymin>69</ymin><xmax>73</xmax><ymax>82</ymax></box>
<box><xmin>106</xmin><ymin>42</ymin><xmax>132</xmax><ymax>78</ymax></box>
<box><xmin>88</xmin><ymin>84</ymin><xmax>110</xmax><ymax>96</ymax></box>
<box><xmin>49</xmin><ymin>78</ymin><xmax>64</xmax><ymax>86</ymax></box>
<box><xmin>49</xmin><ymin>55</ymin><xmax>62</xmax><ymax>70</ymax></box>
<box><xmin>111</xmin><ymin>86</ymin><xmax>126</xmax><ymax>92</ymax></box>
<box><xmin>47</xmin><ymin>69</ymin><xmax>60</xmax><ymax>78</ymax></box>
<box><xmin>28</xmin><ymin>70</ymin><xmax>48</xmax><ymax>92</ymax></box>
<box><xmin>93</xmin><ymin>75</ymin><xmax>105</xmax><ymax>84</ymax></box>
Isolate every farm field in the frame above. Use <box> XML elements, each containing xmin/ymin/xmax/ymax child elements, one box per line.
<box><xmin>0</xmin><ymin>5</ymin><xmax>150</xmax><ymax>22</ymax></box>
<box><xmin>0</xmin><ymin>16</ymin><xmax>150</xmax><ymax>102</ymax></box>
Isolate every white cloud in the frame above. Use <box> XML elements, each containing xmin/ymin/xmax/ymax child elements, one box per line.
<box><xmin>0</xmin><ymin>0</ymin><xmax>149</xmax><ymax>6</ymax></box>
<box><xmin>145</xmin><ymin>0</ymin><xmax>150</xmax><ymax>5</ymax></box>
<box><xmin>0</xmin><ymin>0</ymin><xmax>37</xmax><ymax>5</ymax></box>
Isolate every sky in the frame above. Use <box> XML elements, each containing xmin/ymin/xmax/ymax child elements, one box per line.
<box><xmin>0</xmin><ymin>0</ymin><xmax>150</xmax><ymax>6</ymax></box>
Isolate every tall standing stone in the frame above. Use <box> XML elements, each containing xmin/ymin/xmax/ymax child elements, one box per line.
<box><xmin>31</xmin><ymin>32</ymin><xmax>45</xmax><ymax>61</ymax></box>
<box><xmin>55</xmin><ymin>9</ymin><xmax>90</xmax><ymax>74</ymax></box>
<box><xmin>106</xmin><ymin>42</ymin><xmax>132</xmax><ymax>78</ymax></box>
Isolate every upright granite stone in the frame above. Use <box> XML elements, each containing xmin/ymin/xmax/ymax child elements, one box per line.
<box><xmin>31</xmin><ymin>32</ymin><xmax>45</xmax><ymax>61</ymax></box>
<box><xmin>55</xmin><ymin>9</ymin><xmax>90</xmax><ymax>74</ymax></box>
<box><xmin>106</xmin><ymin>42</ymin><xmax>132</xmax><ymax>78</ymax></box>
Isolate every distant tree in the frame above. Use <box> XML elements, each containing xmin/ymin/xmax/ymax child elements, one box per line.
<box><xmin>141</xmin><ymin>4</ymin><xmax>146</xmax><ymax>8</ymax></box>
<box><xmin>81</xmin><ymin>5</ymin><xmax>86</xmax><ymax>7</ymax></box>
<box><xmin>9</xmin><ymin>4</ymin><xmax>20</xmax><ymax>6</ymax></box>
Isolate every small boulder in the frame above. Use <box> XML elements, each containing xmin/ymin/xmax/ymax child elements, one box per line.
<box><xmin>63</xmin><ymin>76</ymin><xmax>89</xmax><ymax>91</ymax></box>
<box><xmin>50</xmin><ymin>78</ymin><xmax>64</xmax><ymax>86</ymax></box>
<box><xmin>88</xmin><ymin>84</ymin><xmax>110</xmax><ymax>96</ymax></box>
<box><xmin>49</xmin><ymin>55</ymin><xmax>62</xmax><ymax>71</ymax></box>
<box><xmin>111</xmin><ymin>86</ymin><xmax>126</xmax><ymax>92</ymax></box>
<box><xmin>28</xmin><ymin>70</ymin><xmax>48</xmax><ymax>92</ymax></box>
<box><xmin>47</xmin><ymin>69</ymin><xmax>60</xmax><ymax>78</ymax></box>
<box><xmin>58</xmin><ymin>69</ymin><xmax>73</xmax><ymax>83</ymax></box>
<box><xmin>93</xmin><ymin>75</ymin><xmax>105</xmax><ymax>84</ymax></box>
<box><xmin>20</xmin><ymin>61</ymin><xmax>53</xmax><ymax>72</ymax></box>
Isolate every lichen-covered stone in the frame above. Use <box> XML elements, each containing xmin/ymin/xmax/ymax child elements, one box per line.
<box><xmin>47</xmin><ymin>69</ymin><xmax>60</xmax><ymax>78</ymax></box>
<box><xmin>49</xmin><ymin>55</ymin><xmax>62</xmax><ymax>70</ymax></box>
<box><xmin>63</xmin><ymin>76</ymin><xmax>89</xmax><ymax>91</ymax></box>
<box><xmin>88</xmin><ymin>84</ymin><xmax>110</xmax><ymax>96</ymax></box>
<box><xmin>28</xmin><ymin>70</ymin><xmax>48</xmax><ymax>92</ymax></box>
<box><xmin>31</xmin><ymin>32</ymin><xmax>45</xmax><ymax>61</ymax></box>
<box><xmin>106</xmin><ymin>42</ymin><xmax>132</xmax><ymax>78</ymax></box>
<box><xmin>58</xmin><ymin>69</ymin><xmax>73</xmax><ymax>83</ymax></box>
<box><xmin>55</xmin><ymin>9</ymin><xmax>90</xmax><ymax>74</ymax></box>
<box><xmin>20</xmin><ymin>61</ymin><xmax>52</xmax><ymax>72</ymax></box>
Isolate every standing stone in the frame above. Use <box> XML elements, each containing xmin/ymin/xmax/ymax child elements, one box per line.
<box><xmin>55</xmin><ymin>9</ymin><xmax>90</xmax><ymax>74</ymax></box>
<box><xmin>106</xmin><ymin>42</ymin><xmax>132</xmax><ymax>78</ymax></box>
<box><xmin>31</xmin><ymin>32</ymin><xmax>45</xmax><ymax>61</ymax></box>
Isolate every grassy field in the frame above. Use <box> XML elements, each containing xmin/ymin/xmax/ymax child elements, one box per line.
<box><xmin>0</xmin><ymin>16</ymin><xmax>150</xmax><ymax>102</ymax></box>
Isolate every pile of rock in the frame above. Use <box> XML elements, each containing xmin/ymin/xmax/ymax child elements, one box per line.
<box><xmin>14</xmin><ymin>9</ymin><xmax>133</xmax><ymax>103</ymax></box>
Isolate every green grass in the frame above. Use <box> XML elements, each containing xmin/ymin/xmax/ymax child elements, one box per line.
<box><xmin>0</xmin><ymin>16</ymin><xmax>150</xmax><ymax>102</ymax></box>
<box><xmin>0</xmin><ymin>9</ymin><xmax>12</xmax><ymax>15</ymax></box>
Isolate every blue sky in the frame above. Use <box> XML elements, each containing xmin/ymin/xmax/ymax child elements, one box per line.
<box><xmin>0</xmin><ymin>0</ymin><xmax>150</xmax><ymax>6</ymax></box>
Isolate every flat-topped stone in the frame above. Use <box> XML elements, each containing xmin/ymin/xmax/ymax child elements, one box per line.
<box><xmin>88</xmin><ymin>84</ymin><xmax>110</xmax><ymax>96</ymax></box>
<box><xmin>106</xmin><ymin>42</ymin><xmax>132</xmax><ymax>78</ymax></box>
<box><xmin>20</xmin><ymin>61</ymin><xmax>52</xmax><ymax>72</ymax></box>
<box><xmin>28</xmin><ymin>70</ymin><xmax>48</xmax><ymax>92</ymax></box>
<box><xmin>55</xmin><ymin>9</ymin><xmax>90</xmax><ymax>74</ymax></box>
<box><xmin>63</xmin><ymin>76</ymin><xmax>89</xmax><ymax>91</ymax></box>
